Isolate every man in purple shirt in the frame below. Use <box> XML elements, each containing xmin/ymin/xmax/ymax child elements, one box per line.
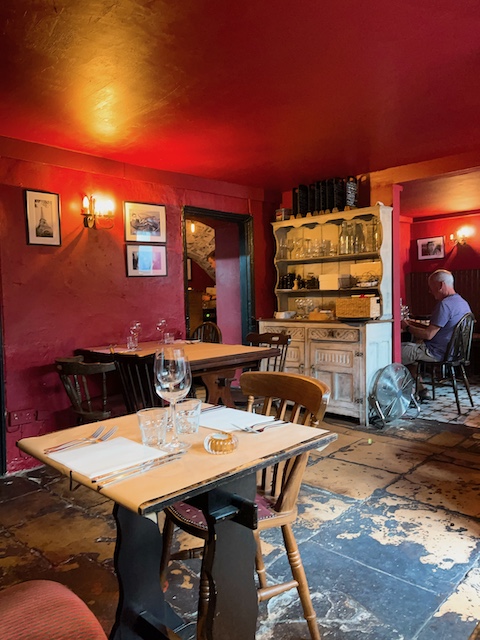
<box><xmin>402</xmin><ymin>269</ymin><xmax>471</xmax><ymax>401</ymax></box>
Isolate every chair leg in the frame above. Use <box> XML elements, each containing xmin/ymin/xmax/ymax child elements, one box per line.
<box><xmin>460</xmin><ymin>364</ymin><xmax>475</xmax><ymax>407</ymax></box>
<box><xmin>159</xmin><ymin>514</ymin><xmax>175</xmax><ymax>589</ymax></box>
<box><xmin>449</xmin><ymin>365</ymin><xmax>462</xmax><ymax>414</ymax></box>
<box><xmin>431</xmin><ymin>364</ymin><xmax>436</xmax><ymax>400</ymax></box>
<box><xmin>282</xmin><ymin>524</ymin><xmax>321</xmax><ymax>640</ymax></box>
<box><xmin>253</xmin><ymin>530</ymin><xmax>268</xmax><ymax>590</ymax></box>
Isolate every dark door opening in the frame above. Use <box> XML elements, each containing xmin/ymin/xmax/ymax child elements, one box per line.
<box><xmin>182</xmin><ymin>206</ymin><xmax>255</xmax><ymax>343</ymax></box>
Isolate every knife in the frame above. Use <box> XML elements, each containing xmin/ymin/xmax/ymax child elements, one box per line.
<box><xmin>92</xmin><ymin>452</ymin><xmax>182</xmax><ymax>484</ymax></box>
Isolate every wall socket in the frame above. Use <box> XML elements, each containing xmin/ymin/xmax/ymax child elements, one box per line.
<box><xmin>9</xmin><ymin>409</ymin><xmax>36</xmax><ymax>426</ymax></box>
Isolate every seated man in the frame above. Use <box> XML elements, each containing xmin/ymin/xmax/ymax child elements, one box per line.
<box><xmin>401</xmin><ymin>269</ymin><xmax>471</xmax><ymax>401</ymax></box>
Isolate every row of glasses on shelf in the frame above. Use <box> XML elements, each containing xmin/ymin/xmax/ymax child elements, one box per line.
<box><xmin>278</xmin><ymin>238</ymin><xmax>338</xmax><ymax>260</ymax></box>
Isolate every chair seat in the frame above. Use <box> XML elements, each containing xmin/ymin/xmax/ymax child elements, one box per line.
<box><xmin>167</xmin><ymin>493</ymin><xmax>278</xmax><ymax>532</ymax></box>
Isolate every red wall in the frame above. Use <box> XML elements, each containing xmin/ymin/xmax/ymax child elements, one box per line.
<box><xmin>0</xmin><ymin>139</ymin><xmax>278</xmax><ymax>471</ymax></box>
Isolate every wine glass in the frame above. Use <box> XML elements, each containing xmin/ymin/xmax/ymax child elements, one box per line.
<box><xmin>154</xmin><ymin>346</ymin><xmax>192</xmax><ymax>453</ymax></box>
<box><xmin>156</xmin><ymin>318</ymin><xmax>167</xmax><ymax>342</ymax></box>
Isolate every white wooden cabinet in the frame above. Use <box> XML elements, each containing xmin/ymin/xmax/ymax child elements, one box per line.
<box><xmin>259</xmin><ymin>319</ymin><xmax>392</xmax><ymax>426</ymax></box>
<box><xmin>272</xmin><ymin>204</ymin><xmax>393</xmax><ymax>320</ymax></box>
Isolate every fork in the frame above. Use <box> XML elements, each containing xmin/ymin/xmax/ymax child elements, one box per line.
<box><xmin>44</xmin><ymin>426</ymin><xmax>117</xmax><ymax>454</ymax></box>
<box><xmin>231</xmin><ymin>419</ymin><xmax>287</xmax><ymax>434</ymax></box>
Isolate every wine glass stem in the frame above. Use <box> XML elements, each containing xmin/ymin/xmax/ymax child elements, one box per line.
<box><xmin>170</xmin><ymin>401</ymin><xmax>178</xmax><ymax>443</ymax></box>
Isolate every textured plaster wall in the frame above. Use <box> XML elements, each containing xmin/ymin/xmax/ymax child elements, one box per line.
<box><xmin>0</xmin><ymin>138</ymin><xmax>278</xmax><ymax>471</ymax></box>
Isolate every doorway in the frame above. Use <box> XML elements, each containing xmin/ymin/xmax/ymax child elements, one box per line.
<box><xmin>182</xmin><ymin>206</ymin><xmax>255</xmax><ymax>343</ymax></box>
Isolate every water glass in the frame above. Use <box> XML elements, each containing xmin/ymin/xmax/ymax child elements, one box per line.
<box><xmin>175</xmin><ymin>399</ymin><xmax>202</xmax><ymax>434</ymax></box>
<box><xmin>137</xmin><ymin>407</ymin><xmax>168</xmax><ymax>448</ymax></box>
<box><xmin>126</xmin><ymin>335</ymin><xmax>137</xmax><ymax>351</ymax></box>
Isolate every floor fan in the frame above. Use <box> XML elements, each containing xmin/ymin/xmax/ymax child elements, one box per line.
<box><xmin>369</xmin><ymin>363</ymin><xmax>420</xmax><ymax>428</ymax></box>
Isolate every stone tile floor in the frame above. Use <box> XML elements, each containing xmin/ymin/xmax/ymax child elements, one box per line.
<box><xmin>1</xmin><ymin>378</ymin><xmax>480</xmax><ymax>639</ymax></box>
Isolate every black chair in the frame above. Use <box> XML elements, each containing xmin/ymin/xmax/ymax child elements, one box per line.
<box><xmin>113</xmin><ymin>353</ymin><xmax>162</xmax><ymax>413</ymax></box>
<box><xmin>55</xmin><ymin>357</ymin><xmax>117</xmax><ymax>424</ymax></box>
<box><xmin>417</xmin><ymin>312</ymin><xmax>476</xmax><ymax>413</ymax></box>
<box><xmin>190</xmin><ymin>321</ymin><xmax>222</xmax><ymax>343</ymax></box>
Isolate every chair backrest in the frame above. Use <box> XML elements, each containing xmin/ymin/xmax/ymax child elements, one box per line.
<box><xmin>55</xmin><ymin>357</ymin><xmax>116</xmax><ymax>423</ymax></box>
<box><xmin>113</xmin><ymin>353</ymin><xmax>162</xmax><ymax>413</ymax></box>
<box><xmin>245</xmin><ymin>331</ymin><xmax>291</xmax><ymax>372</ymax></box>
<box><xmin>239</xmin><ymin>371</ymin><xmax>330</xmax><ymax>510</ymax></box>
<box><xmin>191</xmin><ymin>322</ymin><xmax>222</xmax><ymax>343</ymax></box>
<box><xmin>443</xmin><ymin>312</ymin><xmax>476</xmax><ymax>365</ymax></box>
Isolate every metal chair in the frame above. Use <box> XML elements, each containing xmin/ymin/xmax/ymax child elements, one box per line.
<box><xmin>190</xmin><ymin>321</ymin><xmax>222</xmax><ymax>343</ymax></box>
<box><xmin>417</xmin><ymin>312</ymin><xmax>476</xmax><ymax>413</ymax></box>
<box><xmin>113</xmin><ymin>352</ymin><xmax>162</xmax><ymax>413</ymax></box>
<box><xmin>159</xmin><ymin>371</ymin><xmax>331</xmax><ymax>640</ymax></box>
<box><xmin>55</xmin><ymin>357</ymin><xmax>117</xmax><ymax>424</ymax></box>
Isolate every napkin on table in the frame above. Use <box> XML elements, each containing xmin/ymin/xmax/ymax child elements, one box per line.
<box><xmin>200</xmin><ymin>407</ymin><xmax>275</xmax><ymax>433</ymax></box>
<box><xmin>47</xmin><ymin>437</ymin><xmax>166</xmax><ymax>479</ymax></box>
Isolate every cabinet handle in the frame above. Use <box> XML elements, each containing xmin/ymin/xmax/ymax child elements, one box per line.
<box><xmin>311</xmin><ymin>365</ymin><xmax>315</xmax><ymax>375</ymax></box>
<box><xmin>299</xmin><ymin>363</ymin><xmax>304</xmax><ymax>374</ymax></box>
<box><xmin>355</xmin><ymin>351</ymin><xmax>364</xmax><ymax>357</ymax></box>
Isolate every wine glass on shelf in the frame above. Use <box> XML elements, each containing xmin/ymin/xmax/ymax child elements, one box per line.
<box><xmin>154</xmin><ymin>346</ymin><xmax>192</xmax><ymax>454</ymax></box>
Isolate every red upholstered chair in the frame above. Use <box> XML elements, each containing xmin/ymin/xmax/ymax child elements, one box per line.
<box><xmin>0</xmin><ymin>580</ymin><xmax>108</xmax><ymax>640</ymax></box>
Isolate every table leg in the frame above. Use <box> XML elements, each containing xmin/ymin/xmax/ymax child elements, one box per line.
<box><xmin>200</xmin><ymin>368</ymin><xmax>237</xmax><ymax>407</ymax></box>
<box><xmin>192</xmin><ymin>474</ymin><xmax>258</xmax><ymax>640</ymax></box>
<box><xmin>110</xmin><ymin>504</ymin><xmax>193</xmax><ymax>640</ymax></box>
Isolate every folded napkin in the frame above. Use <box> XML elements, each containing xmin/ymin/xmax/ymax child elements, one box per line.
<box><xmin>200</xmin><ymin>407</ymin><xmax>275</xmax><ymax>433</ymax></box>
<box><xmin>48</xmin><ymin>437</ymin><xmax>167</xmax><ymax>479</ymax></box>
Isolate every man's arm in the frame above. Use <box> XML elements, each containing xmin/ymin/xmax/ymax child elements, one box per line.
<box><xmin>402</xmin><ymin>319</ymin><xmax>440</xmax><ymax>340</ymax></box>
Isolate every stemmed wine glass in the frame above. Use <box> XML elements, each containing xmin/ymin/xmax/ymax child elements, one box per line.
<box><xmin>154</xmin><ymin>346</ymin><xmax>192</xmax><ymax>453</ymax></box>
<box><xmin>156</xmin><ymin>318</ymin><xmax>167</xmax><ymax>342</ymax></box>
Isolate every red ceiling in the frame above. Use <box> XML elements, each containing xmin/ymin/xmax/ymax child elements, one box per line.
<box><xmin>1</xmin><ymin>0</ymin><xmax>480</xmax><ymax>193</ymax></box>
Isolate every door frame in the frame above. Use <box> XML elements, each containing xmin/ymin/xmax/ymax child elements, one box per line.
<box><xmin>182</xmin><ymin>206</ymin><xmax>255</xmax><ymax>342</ymax></box>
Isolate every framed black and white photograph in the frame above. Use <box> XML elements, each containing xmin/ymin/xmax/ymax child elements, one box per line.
<box><xmin>417</xmin><ymin>236</ymin><xmax>445</xmax><ymax>260</ymax></box>
<box><xmin>124</xmin><ymin>201</ymin><xmax>166</xmax><ymax>243</ymax></box>
<box><xmin>127</xmin><ymin>244</ymin><xmax>167</xmax><ymax>277</ymax></box>
<box><xmin>25</xmin><ymin>190</ymin><xmax>61</xmax><ymax>246</ymax></box>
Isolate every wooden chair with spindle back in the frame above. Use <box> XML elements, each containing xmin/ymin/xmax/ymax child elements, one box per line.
<box><xmin>159</xmin><ymin>371</ymin><xmax>331</xmax><ymax>640</ymax></box>
<box><xmin>55</xmin><ymin>357</ymin><xmax>117</xmax><ymax>424</ymax></box>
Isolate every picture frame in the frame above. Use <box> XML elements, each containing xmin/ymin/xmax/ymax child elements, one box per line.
<box><xmin>417</xmin><ymin>236</ymin><xmax>445</xmax><ymax>260</ymax></box>
<box><xmin>126</xmin><ymin>244</ymin><xmax>167</xmax><ymax>277</ymax></box>
<box><xmin>124</xmin><ymin>201</ymin><xmax>166</xmax><ymax>243</ymax></box>
<box><xmin>25</xmin><ymin>189</ymin><xmax>61</xmax><ymax>246</ymax></box>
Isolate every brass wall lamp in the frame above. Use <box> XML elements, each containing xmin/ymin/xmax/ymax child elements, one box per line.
<box><xmin>81</xmin><ymin>195</ymin><xmax>115</xmax><ymax>229</ymax></box>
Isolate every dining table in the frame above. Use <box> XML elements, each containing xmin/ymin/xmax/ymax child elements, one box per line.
<box><xmin>75</xmin><ymin>341</ymin><xmax>281</xmax><ymax>408</ymax></box>
<box><xmin>17</xmin><ymin>407</ymin><xmax>337</xmax><ymax>640</ymax></box>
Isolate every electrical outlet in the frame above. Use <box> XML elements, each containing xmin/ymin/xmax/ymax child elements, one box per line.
<box><xmin>9</xmin><ymin>409</ymin><xmax>36</xmax><ymax>426</ymax></box>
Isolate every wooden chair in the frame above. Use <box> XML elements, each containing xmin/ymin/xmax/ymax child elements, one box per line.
<box><xmin>0</xmin><ymin>580</ymin><xmax>107</xmax><ymax>640</ymax></box>
<box><xmin>232</xmin><ymin>331</ymin><xmax>291</xmax><ymax>407</ymax></box>
<box><xmin>417</xmin><ymin>312</ymin><xmax>475</xmax><ymax>413</ymax></box>
<box><xmin>55</xmin><ymin>357</ymin><xmax>117</xmax><ymax>424</ymax></box>
<box><xmin>113</xmin><ymin>352</ymin><xmax>162</xmax><ymax>413</ymax></box>
<box><xmin>246</xmin><ymin>331</ymin><xmax>291</xmax><ymax>372</ymax></box>
<box><xmin>160</xmin><ymin>371</ymin><xmax>331</xmax><ymax>640</ymax></box>
<box><xmin>190</xmin><ymin>321</ymin><xmax>222</xmax><ymax>343</ymax></box>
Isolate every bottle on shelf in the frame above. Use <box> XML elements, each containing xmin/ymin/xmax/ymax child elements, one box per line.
<box><xmin>339</xmin><ymin>221</ymin><xmax>348</xmax><ymax>255</ymax></box>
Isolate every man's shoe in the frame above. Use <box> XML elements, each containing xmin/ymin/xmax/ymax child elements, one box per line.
<box><xmin>418</xmin><ymin>389</ymin><xmax>432</xmax><ymax>402</ymax></box>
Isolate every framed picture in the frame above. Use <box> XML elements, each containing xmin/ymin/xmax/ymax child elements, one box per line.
<box><xmin>127</xmin><ymin>244</ymin><xmax>167</xmax><ymax>277</ymax></box>
<box><xmin>25</xmin><ymin>190</ymin><xmax>61</xmax><ymax>246</ymax></box>
<box><xmin>417</xmin><ymin>236</ymin><xmax>445</xmax><ymax>260</ymax></box>
<box><xmin>124</xmin><ymin>201</ymin><xmax>166</xmax><ymax>243</ymax></box>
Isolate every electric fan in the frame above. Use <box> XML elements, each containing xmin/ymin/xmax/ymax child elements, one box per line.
<box><xmin>369</xmin><ymin>363</ymin><xmax>420</xmax><ymax>427</ymax></box>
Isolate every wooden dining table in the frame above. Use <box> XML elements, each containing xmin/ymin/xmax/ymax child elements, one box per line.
<box><xmin>76</xmin><ymin>341</ymin><xmax>281</xmax><ymax>408</ymax></box>
<box><xmin>18</xmin><ymin>410</ymin><xmax>337</xmax><ymax>640</ymax></box>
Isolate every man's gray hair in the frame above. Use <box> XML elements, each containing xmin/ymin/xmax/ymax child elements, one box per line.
<box><xmin>429</xmin><ymin>269</ymin><xmax>454</xmax><ymax>286</ymax></box>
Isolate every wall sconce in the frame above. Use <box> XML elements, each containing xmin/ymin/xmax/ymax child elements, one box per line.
<box><xmin>450</xmin><ymin>225</ymin><xmax>475</xmax><ymax>245</ymax></box>
<box><xmin>81</xmin><ymin>195</ymin><xmax>115</xmax><ymax>229</ymax></box>
<box><xmin>190</xmin><ymin>221</ymin><xmax>196</xmax><ymax>233</ymax></box>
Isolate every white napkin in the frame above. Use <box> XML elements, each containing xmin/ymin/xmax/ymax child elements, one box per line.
<box><xmin>48</xmin><ymin>437</ymin><xmax>167</xmax><ymax>479</ymax></box>
<box><xmin>200</xmin><ymin>407</ymin><xmax>275</xmax><ymax>433</ymax></box>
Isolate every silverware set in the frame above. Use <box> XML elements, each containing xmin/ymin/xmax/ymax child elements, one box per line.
<box><xmin>93</xmin><ymin>452</ymin><xmax>183</xmax><ymax>488</ymax></box>
<box><xmin>231</xmin><ymin>419</ymin><xmax>288</xmax><ymax>434</ymax></box>
<box><xmin>44</xmin><ymin>425</ymin><xmax>118</xmax><ymax>454</ymax></box>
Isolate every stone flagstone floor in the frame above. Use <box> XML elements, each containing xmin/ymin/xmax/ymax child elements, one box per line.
<box><xmin>1</xmin><ymin>380</ymin><xmax>480</xmax><ymax>639</ymax></box>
